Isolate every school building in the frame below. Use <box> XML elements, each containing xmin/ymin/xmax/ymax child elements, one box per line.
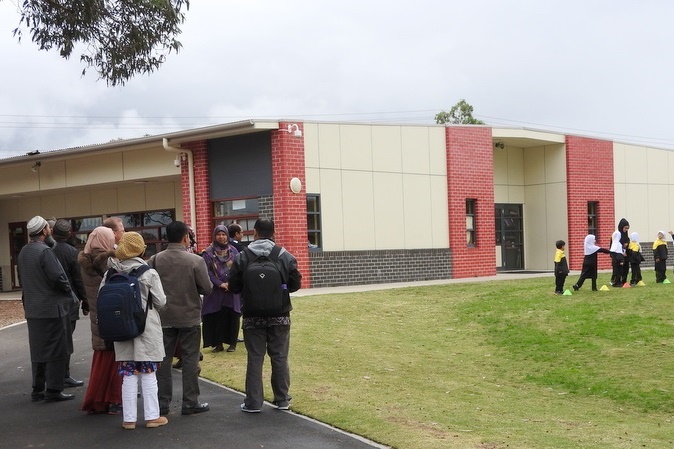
<box><xmin>1</xmin><ymin>119</ymin><xmax>672</xmax><ymax>291</ymax></box>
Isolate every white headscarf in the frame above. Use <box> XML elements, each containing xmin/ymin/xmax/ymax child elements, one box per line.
<box><xmin>630</xmin><ymin>232</ymin><xmax>641</xmax><ymax>252</ymax></box>
<box><xmin>609</xmin><ymin>230</ymin><xmax>623</xmax><ymax>253</ymax></box>
<box><xmin>584</xmin><ymin>234</ymin><xmax>601</xmax><ymax>256</ymax></box>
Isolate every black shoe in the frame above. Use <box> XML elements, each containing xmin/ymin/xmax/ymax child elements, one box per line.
<box><xmin>45</xmin><ymin>392</ymin><xmax>75</xmax><ymax>402</ymax></box>
<box><xmin>182</xmin><ymin>402</ymin><xmax>210</xmax><ymax>415</ymax></box>
<box><xmin>31</xmin><ymin>391</ymin><xmax>45</xmax><ymax>402</ymax></box>
<box><xmin>572</xmin><ymin>284</ymin><xmax>579</xmax><ymax>291</ymax></box>
<box><xmin>64</xmin><ymin>377</ymin><xmax>84</xmax><ymax>388</ymax></box>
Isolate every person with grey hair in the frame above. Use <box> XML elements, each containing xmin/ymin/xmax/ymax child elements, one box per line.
<box><xmin>18</xmin><ymin>216</ymin><xmax>78</xmax><ymax>402</ymax></box>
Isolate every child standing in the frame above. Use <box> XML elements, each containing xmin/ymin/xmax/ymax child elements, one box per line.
<box><xmin>627</xmin><ymin>232</ymin><xmax>645</xmax><ymax>285</ymax></box>
<box><xmin>104</xmin><ymin>232</ymin><xmax>168</xmax><ymax>430</ymax></box>
<box><xmin>609</xmin><ymin>230</ymin><xmax>625</xmax><ymax>287</ymax></box>
<box><xmin>553</xmin><ymin>240</ymin><xmax>569</xmax><ymax>294</ymax></box>
<box><xmin>653</xmin><ymin>231</ymin><xmax>668</xmax><ymax>283</ymax></box>
<box><xmin>573</xmin><ymin>235</ymin><xmax>610</xmax><ymax>291</ymax></box>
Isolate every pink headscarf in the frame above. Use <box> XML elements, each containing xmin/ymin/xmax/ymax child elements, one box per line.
<box><xmin>83</xmin><ymin>226</ymin><xmax>116</xmax><ymax>254</ymax></box>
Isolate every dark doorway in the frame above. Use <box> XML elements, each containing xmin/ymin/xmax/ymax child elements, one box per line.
<box><xmin>9</xmin><ymin>222</ymin><xmax>27</xmax><ymax>290</ymax></box>
<box><xmin>495</xmin><ymin>204</ymin><xmax>523</xmax><ymax>270</ymax></box>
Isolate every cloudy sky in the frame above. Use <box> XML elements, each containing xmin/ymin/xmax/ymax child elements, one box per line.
<box><xmin>1</xmin><ymin>0</ymin><xmax>674</xmax><ymax>159</ymax></box>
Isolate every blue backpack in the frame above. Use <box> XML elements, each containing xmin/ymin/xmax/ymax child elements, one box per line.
<box><xmin>97</xmin><ymin>265</ymin><xmax>152</xmax><ymax>342</ymax></box>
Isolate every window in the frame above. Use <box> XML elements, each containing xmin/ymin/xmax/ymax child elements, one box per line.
<box><xmin>587</xmin><ymin>202</ymin><xmax>598</xmax><ymax>236</ymax></box>
<box><xmin>212</xmin><ymin>197</ymin><xmax>259</xmax><ymax>243</ymax></box>
<box><xmin>466</xmin><ymin>199</ymin><xmax>476</xmax><ymax>246</ymax></box>
<box><xmin>307</xmin><ymin>194</ymin><xmax>322</xmax><ymax>250</ymax></box>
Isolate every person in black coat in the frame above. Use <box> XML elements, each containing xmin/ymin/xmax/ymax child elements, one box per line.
<box><xmin>573</xmin><ymin>234</ymin><xmax>610</xmax><ymax>291</ymax></box>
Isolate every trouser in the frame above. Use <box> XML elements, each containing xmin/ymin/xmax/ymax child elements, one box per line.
<box><xmin>554</xmin><ymin>273</ymin><xmax>567</xmax><ymax>293</ymax></box>
<box><xmin>243</xmin><ymin>325</ymin><xmax>291</xmax><ymax>409</ymax></box>
<box><xmin>655</xmin><ymin>260</ymin><xmax>667</xmax><ymax>282</ymax></box>
<box><xmin>65</xmin><ymin>319</ymin><xmax>77</xmax><ymax>378</ymax></box>
<box><xmin>621</xmin><ymin>258</ymin><xmax>630</xmax><ymax>284</ymax></box>
<box><xmin>630</xmin><ymin>263</ymin><xmax>642</xmax><ymax>284</ymax></box>
<box><xmin>157</xmin><ymin>326</ymin><xmax>201</xmax><ymax>409</ymax></box>
<box><xmin>610</xmin><ymin>253</ymin><xmax>624</xmax><ymax>285</ymax></box>
<box><xmin>33</xmin><ymin>360</ymin><xmax>66</xmax><ymax>393</ymax></box>
<box><xmin>122</xmin><ymin>372</ymin><xmax>160</xmax><ymax>423</ymax></box>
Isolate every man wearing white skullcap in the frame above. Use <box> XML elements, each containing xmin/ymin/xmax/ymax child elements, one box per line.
<box><xmin>18</xmin><ymin>216</ymin><xmax>78</xmax><ymax>402</ymax></box>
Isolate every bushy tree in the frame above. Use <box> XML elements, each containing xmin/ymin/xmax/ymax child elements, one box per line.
<box><xmin>435</xmin><ymin>99</ymin><xmax>485</xmax><ymax>125</ymax></box>
<box><xmin>12</xmin><ymin>0</ymin><xmax>190</xmax><ymax>86</ymax></box>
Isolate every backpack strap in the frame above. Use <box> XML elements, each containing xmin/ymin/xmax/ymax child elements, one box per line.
<box><xmin>130</xmin><ymin>265</ymin><xmax>153</xmax><ymax>311</ymax></box>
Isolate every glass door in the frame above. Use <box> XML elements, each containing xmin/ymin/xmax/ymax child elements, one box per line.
<box><xmin>495</xmin><ymin>204</ymin><xmax>524</xmax><ymax>270</ymax></box>
<box><xmin>9</xmin><ymin>222</ymin><xmax>27</xmax><ymax>290</ymax></box>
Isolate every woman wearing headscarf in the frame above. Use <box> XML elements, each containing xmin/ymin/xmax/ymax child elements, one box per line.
<box><xmin>78</xmin><ymin>226</ymin><xmax>121</xmax><ymax>414</ymax></box>
<box><xmin>201</xmin><ymin>225</ymin><xmax>241</xmax><ymax>352</ymax></box>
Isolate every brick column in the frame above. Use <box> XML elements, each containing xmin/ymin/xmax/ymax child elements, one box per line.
<box><xmin>445</xmin><ymin>126</ymin><xmax>496</xmax><ymax>278</ymax></box>
<box><xmin>565</xmin><ymin>136</ymin><xmax>614</xmax><ymax>270</ymax></box>
<box><xmin>271</xmin><ymin>122</ymin><xmax>310</xmax><ymax>287</ymax></box>
<box><xmin>180</xmin><ymin>140</ymin><xmax>212</xmax><ymax>252</ymax></box>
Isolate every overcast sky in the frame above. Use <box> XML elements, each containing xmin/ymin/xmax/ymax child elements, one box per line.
<box><xmin>1</xmin><ymin>0</ymin><xmax>674</xmax><ymax>159</ymax></box>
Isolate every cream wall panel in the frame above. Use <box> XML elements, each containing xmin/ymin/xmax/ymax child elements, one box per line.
<box><xmin>123</xmin><ymin>148</ymin><xmax>179</xmax><ymax>180</ymax></box>
<box><xmin>613</xmin><ymin>182</ymin><xmax>627</xmax><ymax>221</ymax></box>
<box><xmin>401</xmin><ymin>126</ymin><xmax>430</xmax><ymax>175</ymax></box>
<box><xmin>66</xmin><ymin>191</ymin><xmax>93</xmax><ymax>217</ymax></box>
<box><xmin>341</xmin><ymin>170</ymin><xmax>375</xmax><ymax>250</ymax></box>
<box><xmin>523</xmin><ymin>185</ymin><xmax>547</xmax><ymax>270</ymax></box>
<box><xmin>317</xmin><ymin>168</ymin><xmax>344</xmax><ymax>250</ymax></box>
<box><xmin>303</xmin><ymin>123</ymin><xmax>320</xmax><ymax>169</ymax></box>
<box><xmin>544</xmin><ymin>145</ymin><xmax>566</xmax><ymax>184</ymax></box>
<box><xmin>39</xmin><ymin>160</ymin><xmax>67</xmax><ymax>190</ymax></box>
<box><xmin>507</xmin><ymin>147</ymin><xmax>525</xmax><ymax>185</ymax></box>
<box><xmin>305</xmin><ymin>167</ymin><xmax>320</xmax><ymax>193</ymax></box>
<box><xmin>146</xmin><ymin>182</ymin><xmax>178</xmax><ymax>209</ymax></box>
<box><xmin>173</xmin><ymin>183</ymin><xmax>183</xmax><ymax>221</ymax></box>
<box><xmin>647</xmin><ymin>185</ymin><xmax>669</xmax><ymax>237</ymax></box>
<box><xmin>493</xmin><ymin>148</ymin><xmax>508</xmax><ymax>185</ymax></box>
<box><xmin>429</xmin><ymin>128</ymin><xmax>447</xmax><ymax>176</ymax></box>
<box><xmin>40</xmin><ymin>194</ymin><xmax>66</xmax><ymax>220</ymax></box>
<box><xmin>545</xmin><ymin>182</ymin><xmax>568</xmax><ymax>270</ymax></box>
<box><xmin>494</xmin><ymin>185</ymin><xmax>508</xmax><ymax>203</ymax></box>
<box><xmin>430</xmin><ymin>176</ymin><xmax>449</xmax><ymax>248</ymax></box>
<box><xmin>613</xmin><ymin>143</ymin><xmax>626</xmax><ymax>184</ymax></box>
<box><xmin>92</xmin><ymin>189</ymin><xmax>118</xmax><ymax>214</ymax></box>
<box><xmin>340</xmin><ymin>125</ymin><xmax>372</xmax><ymax>171</ymax></box>
<box><xmin>16</xmin><ymin>197</ymin><xmax>41</xmax><ymax>221</ymax></box>
<box><xmin>523</xmin><ymin>147</ymin><xmax>544</xmax><ymax>185</ymax></box>
<box><xmin>117</xmin><ymin>185</ymin><xmax>146</xmax><ymax>212</ymax></box>
<box><xmin>622</xmin><ymin>184</ymin><xmax>649</xmax><ymax>239</ymax></box>
<box><xmin>402</xmin><ymin>174</ymin><xmax>433</xmax><ymax>249</ymax></box>
<box><xmin>316</xmin><ymin>124</ymin><xmax>342</xmax><ymax>169</ymax></box>
<box><xmin>646</xmin><ymin>147</ymin><xmax>669</xmax><ymax>183</ymax></box>
<box><xmin>669</xmin><ymin>152</ymin><xmax>674</xmax><ymax>184</ymax></box>
<box><xmin>508</xmin><ymin>185</ymin><xmax>525</xmax><ymax>203</ymax></box>
<box><xmin>373</xmin><ymin>172</ymin><xmax>404</xmax><ymax>249</ymax></box>
<box><xmin>0</xmin><ymin>165</ymin><xmax>40</xmax><ymax>194</ymax></box>
<box><xmin>67</xmin><ymin>153</ymin><xmax>123</xmax><ymax>186</ymax></box>
<box><xmin>620</xmin><ymin>145</ymin><xmax>648</xmax><ymax>181</ymax></box>
<box><xmin>371</xmin><ymin>126</ymin><xmax>402</xmax><ymax>173</ymax></box>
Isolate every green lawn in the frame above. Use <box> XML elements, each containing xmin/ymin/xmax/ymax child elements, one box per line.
<box><xmin>200</xmin><ymin>271</ymin><xmax>674</xmax><ymax>449</ymax></box>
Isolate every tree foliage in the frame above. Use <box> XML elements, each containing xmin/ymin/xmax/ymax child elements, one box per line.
<box><xmin>12</xmin><ymin>0</ymin><xmax>190</xmax><ymax>86</ymax></box>
<box><xmin>435</xmin><ymin>99</ymin><xmax>485</xmax><ymax>125</ymax></box>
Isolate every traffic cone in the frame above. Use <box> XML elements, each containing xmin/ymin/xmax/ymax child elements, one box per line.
<box><xmin>637</xmin><ymin>281</ymin><xmax>646</xmax><ymax>286</ymax></box>
<box><xmin>600</xmin><ymin>285</ymin><xmax>610</xmax><ymax>291</ymax></box>
<box><xmin>622</xmin><ymin>282</ymin><xmax>631</xmax><ymax>288</ymax></box>
<box><xmin>563</xmin><ymin>289</ymin><xmax>572</xmax><ymax>296</ymax></box>
<box><xmin>664</xmin><ymin>279</ymin><xmax>671</xmax><ymax>284</ymax></box>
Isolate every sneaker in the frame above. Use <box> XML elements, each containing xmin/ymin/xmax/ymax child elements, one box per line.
<box><xmin>146</xmin><ymin>416</ymin><xmax>168</xmax><ymax>428</ymax></box>
<box><xmin>273</xmin><ymin>401</ymin><xmax>290</xmax><ymax>410</ymax></box>
<box><xmin>240</xmin><ymin>403</ymin><xmax>261</xmax><ymax>413</ymax></box>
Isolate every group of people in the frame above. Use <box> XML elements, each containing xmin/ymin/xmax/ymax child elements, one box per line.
<box><xmin>554</xmin><ymin>218</ymin><xmax>672</xmax><ymax>294</ymax></box>
<box><xmin>18</xmin><ymin>215</ymin><xmax>301</xmax><ymax>430</ymax></box>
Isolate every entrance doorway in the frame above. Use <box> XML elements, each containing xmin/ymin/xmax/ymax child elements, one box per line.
<box><xmin>8</xmin><ymin>222</ymin><xmax>27</xmax><ymax>290</ymax></box>
<box><xmin>495</xmin><ymin>204</ymin><xmax>523</xmax><ymax>270</ymax></box>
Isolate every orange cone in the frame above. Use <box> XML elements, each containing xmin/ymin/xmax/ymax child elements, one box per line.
<box><xmin>622</xmin><ymin>282</ymin><xmax>631</xmax><ymax>288</ymax></box>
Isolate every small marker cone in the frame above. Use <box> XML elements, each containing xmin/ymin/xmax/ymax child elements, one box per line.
<box><xmin>600</xmin><ymin>285</ymin><xmax>610</xmax><ymax>291</ymax></box>
<box><xmin>664</xmin><ymin>279</ymin><xmax>671</xmax><ymax>284</ymax></box>
<box><xmin>622</xmin><ymin>282</ymin><xmax>631</xmax><ymax>288</ymax></box>
<box><xmin>562</xmin><ymin>289</ymin><xmax>572</xmax><ymax>296</ymax></box>
<box><xmin>637</xmin><ymin>281</ymin><xmax>646</xmax><ymax>286</ymax></box>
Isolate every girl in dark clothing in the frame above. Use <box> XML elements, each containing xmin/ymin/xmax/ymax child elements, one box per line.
<box><xmin>573</xmin><ymin>234</ymin><xmax>610</xmax><ymax>291</ymax></box>
<box><xmin>653</xmin><ymin>231</ymin><xmax>668</xmax><ymax>283</ymax></box>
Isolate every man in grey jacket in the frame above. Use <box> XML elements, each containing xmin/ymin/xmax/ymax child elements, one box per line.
<box><xmin>150</xmin><ymin>221</ymin><xmax>212</xmax><ymax>416</ymax></box>
<box><xmin>18</xmin><ymin>216</ymin><xmax>77</xmax><ymax>402</ymax></box>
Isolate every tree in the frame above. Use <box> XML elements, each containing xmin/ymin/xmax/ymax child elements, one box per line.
<box><xmin>435</xmin><ymin>99</ymin><xmax>485</xmax><ymax>125</ymax></box>
<box><xmin>12</xmin><ymin>0</ymin><xmax>190</xmax><ymax>86</ymax></box>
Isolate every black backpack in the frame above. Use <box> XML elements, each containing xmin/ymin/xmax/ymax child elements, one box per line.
<box><xmin>242</xmin><ymin>246</ymin><xmax>291</xmax><ymax>317</ymax></box>
<box><xmin>97</xmin><ymin>265</ymin><xmax>152</xmax><ymax>342</ymax></box>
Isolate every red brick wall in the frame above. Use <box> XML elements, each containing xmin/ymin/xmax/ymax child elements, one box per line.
<box><xmin>445</xmin><ymin>127</ymin><xmax>496</xmax><ymax>278</ymax></box>
<box><xmin>180</xmin><ymin>140</ymin><xmax>212</xmax><ymax>252</ymax></box>
<box><xmin>271</xmin><ymin>123</ymin><xmax>311</xmax><ymax>287</ymax></box>
<box><xmin>565</xmin><ymin>136</ymin><xmax>614</xmax><ymax>270</ymax></box>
